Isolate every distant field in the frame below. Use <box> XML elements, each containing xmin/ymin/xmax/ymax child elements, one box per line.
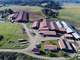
<box><xmin>0</xmin><ymin>5</ymin><xmax>44</xmax><ymax>16</ymax></box>
<box><xmin>0</xmin><ymin>23</ymin><xmax>28</xmax><ymax>49</ymax></box>
<box><xmin>0</xmin><ymin>5</ymin><xmax>42</xmax><ymax>12</ymax></box>
<box><xmin>7</xmin><ymin>5</ymin><xmax>45</xmax><ymax>21</ymax></box>
<box><xmin>59</xmin><ymin>6</ymin><xmax>80</xmax><ymax>27</ymax></box>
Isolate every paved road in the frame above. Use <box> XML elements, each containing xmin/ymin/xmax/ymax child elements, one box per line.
<box><xmin>21</xmin><ymin>23</ymin><xmax>38</xmax><ymax>51</ymax></box>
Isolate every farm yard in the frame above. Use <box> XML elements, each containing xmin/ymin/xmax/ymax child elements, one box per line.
<box><xmin>0</xmin><ymin>4</ymin><xmax>79</xmax><ymax>60</ymax></box>
<box><xmin>0</xmin><ymin>23</ymin><xmax>29</xmax><ymax>49</ymax></box>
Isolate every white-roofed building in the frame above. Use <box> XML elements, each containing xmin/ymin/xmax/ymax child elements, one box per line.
<box><xmin>61</xmin><ymin>21</ymin><xmax>75</xmax><ymax>33</ymax></box>
<box><xmin>56</xmin><ymin>21</ymin><xmax>66</xmax><ymax>32</ymax></box>
<box><xmin>61</xmin><ymin>21</ymin><xmax>69</xmax><ymax>29</ymax></box>
<box><xmin>66</xmin><ymin>27</ymin><xmax>75</xmax><ymax>33</ymax></box>
<box><xmin>56</xmin><ymin>21</ymin><xmax>63</xmax><ymax>28</ymax></box>
<box><xmin>72</xmin><ymin>32</ymin><xmax>80</xmax><ymax>39</ymax></box>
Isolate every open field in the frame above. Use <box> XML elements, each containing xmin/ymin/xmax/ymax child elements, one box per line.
<box><xmin>0</xmin><ymin>5</ymin><xmax>42</xmax><ymax>12</ymax></box>
<box><xmin>59</xmin><ymin>6</ymin><xmax>80</xmax><ymax>27</ymax></box>
<box><xmin>0</xmin><ymin>23</ymin><xmax>29</xmax><ymax>49</ymax></box>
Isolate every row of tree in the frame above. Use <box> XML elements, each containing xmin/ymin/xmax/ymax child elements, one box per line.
<box><xmin>0</xmin><ymin>0</ymin><xmax>62</xmax><ymax>18</ymax></box>
<box><xmin>41</xmin><ymin>1</ymin><xmax>62</xmax><ymax>18</ymax></box>
<box><xmin>0</xmin><ymin>9</ymin><xmax>13</xmax><ymax>18</ymax></box>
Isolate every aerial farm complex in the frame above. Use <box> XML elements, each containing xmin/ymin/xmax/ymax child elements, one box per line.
<box><xmin>0</xmin><ymin>4</ymin><xmax>80</xmax><ymax>60</ymax></box>
<box><xmin>4</xmin><ymin>9</ymin><xmax>80</xmax><ymax>59</ymax></box>
<box><xmin>31</xmin><ymin>18</ymin><xmax>79</xmax><ymax>54</ymax></box>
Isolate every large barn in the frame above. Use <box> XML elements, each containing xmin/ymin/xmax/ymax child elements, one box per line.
<box><xmin>31</xmin><ymin>19</ymin><xmax>80</xmax><ymax>39</ymax></box>
<box><xmin>8</xmin><ymin>11</ymin><xmax>29</xmax><ymax>23</ymax></box>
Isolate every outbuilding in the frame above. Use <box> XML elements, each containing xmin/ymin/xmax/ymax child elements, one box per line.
<box><xmin>32</xmin><ymin>21</ymin><xmax>40</xmax><ymax>29</ymax></box>
<box><xmin>10</xmin><ymin>11</ymin><xmax>29</xmax><ymax>23</ymax></box>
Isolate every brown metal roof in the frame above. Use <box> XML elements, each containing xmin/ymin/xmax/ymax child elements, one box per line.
<box><xmin>58</xmin><ymin>39</ymin><xmax>66</xmax><ymax>49</ymax></box>
<box><xmin>13</xmin><ymin>11</ymin><xmax>29</xmax><ymax>23</ymax></box>
<box><xmin>39</xmin><ymin>31</ymin><xmax>56</xmax><ymax>35</ymax></box>
<box><xmin>44</xmin><ymin>45</ymin><xmax>57</xmax><ymax>50</ymax></box>
<box><xmin>32</xmin><ymin>21</ymin><xmax>39</xmax><ymax>28</ymax></box>
<box><xmin>64</xmin><ymin>34</ymin><xmax>73</xmax><ymax>38</ymax></box>
<box><xmin>39</xmin><ymin>19</ymin><xmax>48</xmax><ymax>28</ymax></box>
<box><xmin>39</xmin><ymin>19</ymin><xmax>49</xmax><ymax>31</ymax></box>
<box><xmin>39</xmin><ymin>27</ymin><xmax>49</xmax><ymax>31</ymax></box>
<box><xmin>49</xmin><ymin>21</ymin><xmax>56</xmax><ymax>30</ymax></box>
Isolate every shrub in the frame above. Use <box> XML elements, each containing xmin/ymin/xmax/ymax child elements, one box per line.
<box><xmin>0</xmin><ymin>35</ymin><xmax>4</xmax><ymax>41</ymax></box>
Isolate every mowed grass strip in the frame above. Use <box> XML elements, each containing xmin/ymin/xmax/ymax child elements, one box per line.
<box><xmin>0</xmin><ymin>23</ymin><xmax>28</xmax><ymax>49</ymax></box>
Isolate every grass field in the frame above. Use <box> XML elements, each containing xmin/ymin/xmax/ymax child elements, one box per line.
<box><xmin>0</xmin><ymin>23</ymin><xmax>29</xmax><ymax>49</ymax></box>
<box><xmin>0</xmin><ymin>5</ymin><xmax>42</xmax><ymax>12</ymax></box>
<box><xmin>59</xmin><ymin>7</ymin><xmax>80</xmax><ymax>27</ymax></box>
